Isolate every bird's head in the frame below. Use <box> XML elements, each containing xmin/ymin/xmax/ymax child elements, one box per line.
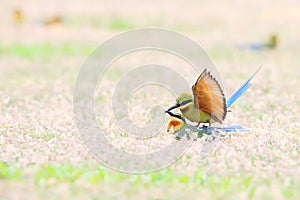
<box><xmin>166</xmin><ymin>93</ymin><xmax>193</xmax><ymax>112</ymax></box>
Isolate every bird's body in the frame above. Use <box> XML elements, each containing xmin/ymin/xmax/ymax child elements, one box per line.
<box><xmin>166</xmin><ymin>67</ymin><xmax>262</xmax><ymax>128</ymax></box>
<box><xmin>167</xmin><ymin>69</ymin><xmax>226</xmax><ymax>126</ymax></box>
<box><xmin>177</xmin><ymin>95</ymin><xmax>211</xmax><ymax>123</ymax></box>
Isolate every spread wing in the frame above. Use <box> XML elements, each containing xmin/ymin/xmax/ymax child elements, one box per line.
<box><xmin>192</xmin><ymin>69</ymin><xmax>227</xmax><ymax>123</ymax></box>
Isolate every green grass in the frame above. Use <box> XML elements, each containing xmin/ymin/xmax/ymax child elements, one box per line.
<box><xmin>0</xmin><ymin>43</ymin><xmax>92</xmax><ymax>60</ymax></box>
<box><xmin>209</xmin><ymin>45</ymin><xmax>234</xmax><ymax>60</ymax></box>
<box><xmin>107</xmin><ymin>18</ymin><xmax>136</xmax><ymax>30</ymax></box>
<box><xmin>0</xmin><ymin>162</ymin><xmax>22</xmax><ymax>180</ymax></box>
<box><xmin>69</xmin><ymin>16</ymin><xmax>136</xmax><ymax>30</ymax></box>
<box><xmin>1</xmin><ymin>161</ymin><xmax>300</xmax><ymax>199</ymax></box>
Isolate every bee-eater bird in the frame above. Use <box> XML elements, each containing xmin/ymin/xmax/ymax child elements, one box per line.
<box><xmin>167</xmin><ymin>69</ymin><xmax>226</xmax><ymax>126</ymax></box>
<box><xmin>239</xmin><ymin>34</ymin><xmax>278</xmax><ymax>50</ymax></box>
<box><xmin>43</xmin><ymin>16</ymin><xmax>62</xmax><ymax>26</ymax></box>
<box><xmin>33</xmin><ymin>15</ymin><xmax>62</xmax><ymax>26</ymax></box>
<box><xmin>166</xmin><ymin>67</ymin><xmax>262</xmax><ymax>127</ymax></box>
<box><xmin>13</xmin><ymin>9</ymin><xmax>24</xmax><ymax>24</ymax></box>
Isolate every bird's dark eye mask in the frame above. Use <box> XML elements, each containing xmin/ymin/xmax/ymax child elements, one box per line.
<box><xmin>180</xmin><ymin>99</ymin><xmax>192</xmax><ymax>106</ymax></box>
<box><xmin>166</xmin><ymin>99</ymin><xmax>192</xmax><ymax>112</ymax></box>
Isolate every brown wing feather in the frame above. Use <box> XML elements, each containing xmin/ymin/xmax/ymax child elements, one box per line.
<box><xmin>192</xmin><ymin>69</ymin><xmax>227</xmax><ymax>123</ymax></box>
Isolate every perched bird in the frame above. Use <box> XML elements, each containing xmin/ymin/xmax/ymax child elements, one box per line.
<box><xmin>167</xmin><ymin>69</ymin><xmax>226</xmax><ymax>126</ymax></box>
<box><xmin>43</xmin><ymin>16</ymin><xmax>62</xmax><ymax>26</ymax></box>
<box><xmin>33</xmin><ymin>15</ymin><xmax>63</xmax><ymax>26</ymax></box>
<box><xmin>13</xmin><ymin>8</ymin><xmax>24</xmax><ymax>24</ymax></box>
<box><xmin>166</xmin><ymin>67</ymin><xmax>262</xmax><ymax>127</ymax></box>
<box><xmin>239</xmin><ymin>34</ymin><xmax>278</xmax><ymax>50</ymax></box>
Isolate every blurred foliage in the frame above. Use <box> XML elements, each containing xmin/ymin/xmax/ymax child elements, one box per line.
<box><xmin>0</xmin><ymin>161</ymin><xmax>298</xmax><ymax>200</ymax></box>
<box><xmin>0</xmin><ymin>162</ymin><xmax>22</xmax><ymax>179</ymax></box>
<box><xmin>0</xmin><ymin>43</ymin><xmax>92</xmax><ymax>60</ymax></box>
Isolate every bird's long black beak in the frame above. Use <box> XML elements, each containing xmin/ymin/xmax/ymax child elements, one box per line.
<box><xmin>165</xmin><ymin>110</ymin><xmax>186</xmax><ymax>122</ymax></box>
<box><xmin>166</xmin><ymin>103</ymin><xmax>180</xmax><ymax>112</ymax></box>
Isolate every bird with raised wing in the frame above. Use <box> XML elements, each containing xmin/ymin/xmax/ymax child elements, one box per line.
<box><xmin>166</xmin><ymin>67</ymin><xmax>261</xmax><ymax>127</ymax></box>
<box><xmin>167</xmin><ymin>69</ymin><xmax>226</xmax><ymax>126</ymax></box>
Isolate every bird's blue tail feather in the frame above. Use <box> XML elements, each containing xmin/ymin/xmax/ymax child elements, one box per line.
<box><xmin>226</xmin><ymin>66</ymin><xmax>262</xmax><ymax>108</ymax></box>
